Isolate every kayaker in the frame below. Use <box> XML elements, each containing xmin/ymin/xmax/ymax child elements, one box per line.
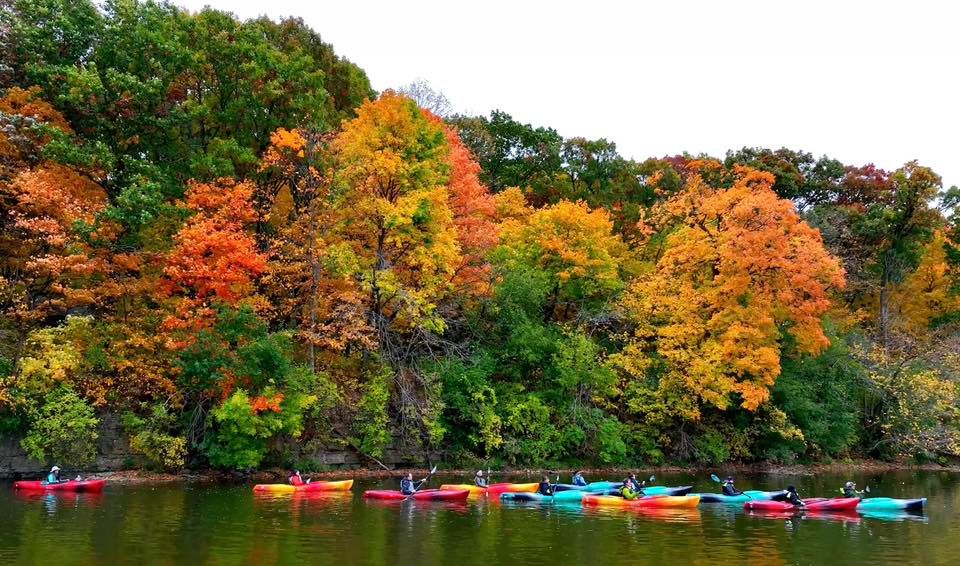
<box><xmin>46</xmin><ymin>466</ymin><xmax>62</xmax><ymax>485</ymax></box>
<box><xmin>626</xmin><ymin>472</ymin><xmax>644</xmax><ymax>492</ymax></box>
<box><xmin>841</xmin><ymin>481</ymin><xmax>864</xmax><ymax>498</ymax></box>
<box><xmin>773</xmin><ymin>485</ymin><xmax>804</xmax><ymax>506</ymax></box>
<box><xmin>475</xmin><ymin>470</ymin><xmax>488</xmax><ymax>488</ymax></box>
<box><xmin>289</xmin><ymin>470</ymin><xmax>305</xmax><ymax>486</ymax></box>
<box><xmin>401</xmin><ymin>473</ymin><xmax>425</xmax><ymax>495</ymax></box>
<box><xmin>722</xmin><ymin>476</ymin><xmax>743</xmax><ymax>496</ymax></box>
<box><xmin>537</xmin><ymin>475</ymin><xmax>554</xmax><ymax>496</ymax></box>
<box><xmin>619</xmin><ymin>478</ymin><xmax>640</xmax><ymax>500</ymax></box>
<box><xmin>572</xmin><ymin>471</ymin><xmax>587</xmax><ymax>487</ymax></box>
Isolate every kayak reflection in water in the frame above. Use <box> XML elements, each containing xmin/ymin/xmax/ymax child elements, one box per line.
<box><xmin>572</xmin><ymin>471</ymin><xmax>587</xmax><ymax>487</ymax></box>
<box><xmin>619</xmin><ymin>477</ymin><xmax>641</xmax><ymax>500</ymax></box>
<box><xmin>841</xmin><ymin>481</ymin><xmax>864</xmax><ymax>498</ymax></box>
<box><xmin>537</xmin><ymin>475</ymin><xmax>554</xmax><ymax>496</ymax></box>
<box><xmin>722</xmin><ymin>476</ymin><xmax>743</xmax><ymax>496</ymax></box>
<box><xmin>45</xmin><ymin>466</ymin><xmax>62</xmax><ymax>485</ymax></box>
<box><xmin>772</xmin><ymin>485</ymin><xmax>804</xmax><ymax>506</ymax></box>
<box><xmin>474</xmin><ymin>470</ymin><xmax>488</xmax><ymax>488</ymax></box>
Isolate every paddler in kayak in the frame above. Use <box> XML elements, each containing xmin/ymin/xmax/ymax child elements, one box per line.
<box><xmin>841</xmin><ymin>481</ymin><xmax>864</xmax><ymax>498</ymax></box>
<box><xmin>772</xmin><ymin>485</ymin><xmax>804</xmax><ymax>506</ymax></box>
<box><xmin>537</xmin><ymin>475</ymin><xmax>554</xmax><ymax>496</ymax></box>
<box><xmin>289</xmin><ymin>470</ymin><xmax>308</xmax><ymax>486</ymax></box>
<box><xmin>721</xmin><ymin>476</ymin><xmax>743</xmax><ymax>496</ymax></box>
<box><xmin>626</xmin><ymin>472</ymin><xmax>645</xmax><ymax>492</ymax></box>
<box><xmin>474</xmin><ymin>470</ymin><xmax>488</xmax><ymax>488</ymax></box>
<box><xmin>619</xmin><ymin>477</ymin><xmax>640</xmax><ymax>500</ymax></box>
<box><xmin>401</xmin><ymin>472</ymin><xmax>429</xmax><ymax>495</ymax></box>
<box><xmin>45</xmin><ymin>466</ymin><xmax>62</xmax><ymax>485</ymax></box>
<box><xmin>572</xmin><ymin>470</ymin><xmax>587</xmax><ymax>487</ymax></box>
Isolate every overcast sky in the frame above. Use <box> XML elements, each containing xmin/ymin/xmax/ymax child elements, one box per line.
<box><xmin>176</xmin><ymin>0</ymin><xmax>959</xmax><ymax>190</ymax></box>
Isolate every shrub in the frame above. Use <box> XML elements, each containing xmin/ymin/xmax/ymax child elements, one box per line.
<box><xmin>21</xmin><ymin>387</ymin><xmax>100</xmax><ymax>467</ymax></box>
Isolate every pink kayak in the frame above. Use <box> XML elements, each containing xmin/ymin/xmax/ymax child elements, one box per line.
<box><xmin>14</xmin><ymin>480</ymin><xmax>106</xmax><ymax>493</ymax></box>
<box><xmin>364</xmin><ymin>489</ymin><xmax>470</xmax><ymax>501</ymax></box>
<box><xmin>745</xmin><ymin>497</ymin><xmax>860</xmax><ymax>512</ymax></box>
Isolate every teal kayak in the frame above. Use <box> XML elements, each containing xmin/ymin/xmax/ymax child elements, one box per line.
<box><xmin>857</xmin><ymin>497</ymin><xmax>926</xmax><ymax>512</ymax></box>
<box><xmin>500</xmin><ymin>491</ymin><xmax>586</xmax><ymax>503</ymax></box>
<box><xmin>697</xmin><ymin>490</ymin><xmax>785</xmax><ymax>504</ymax></box>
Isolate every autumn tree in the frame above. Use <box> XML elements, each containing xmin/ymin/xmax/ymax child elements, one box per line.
<box><xmin>614</xmin><ymin>164</ymin><xmax>845</xmax><ymax>418</ymax></box>
<box><xmin>158</xmin><ymin>178</ymin><xmax>266</xmax><ymax>338</ymax></box>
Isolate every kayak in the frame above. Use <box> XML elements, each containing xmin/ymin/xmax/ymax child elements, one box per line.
<box><xmin>857</xmin><ymin>497</ymin><xmax>927</xmax><ymax>512</ymax></box>
<box><xmin>744</xmin><ymin>497</ymin><xmax>861</xmax><ymax>512</ymax></box>
<box><xmin>253</xmin><ymin>480</ymin><xmax>354</xmax><ymax>493</ymax></box>
<box><xmin>582</xmin><ymin>495</ymin><xmax>701</xmax><ymax>509</ymax></box>
<box><xmin>14</xmin><ymin>480</ymin><xmax>106</xmax><ymax>493</ymax></box>
<box><xmin>557</xmin><ymin>481</ymin><xmax>692</xmax><ymax>496</ymax></box>
<box><xmin>697</xmin><ymin>490</ymin><xmax>786</xmax><ymax>503</ymax></box>
<box><xmin>439</xmin><ymin>484</ymin><xmax>487</xmax><ymax>496</ymax></box>
<box><xmin>363</xmin><ymin>489</ymin><xmax>470</xmax><ymax>501</ymax></box>
<box><xmin>500</xmin><ymin>491</ymin><xmax>585</xmax><ymax>503</ymax></box>
<box><xmin>485</xmin><ymin>483</ymin><xmax>539</xmax><ymax>495</ymax></box>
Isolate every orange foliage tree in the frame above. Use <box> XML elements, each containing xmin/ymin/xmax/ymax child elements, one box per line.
<box><xmin>158</xmin><ymin>178</ymin><xmax>267</xmax><ymax>339</ymax></box>
<box><xmin>613</xmin><ymin>164</ymin><xmax>845</xmax><ymax>418</ymax></box>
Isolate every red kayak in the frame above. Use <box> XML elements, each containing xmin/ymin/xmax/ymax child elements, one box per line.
<box><xmin>744</xmin><ymin>497</ymin><xmax>860</xmax><ymax>512</ymax></box>
<box><xmin>364</xmin><ymin>489</ymin><xmax>470</xmax><ymax>501</ymax></box>
<box><xmin>14</xmin><ymin>480</ymin><xmax>106</xmax><ymax>493</ymax></box>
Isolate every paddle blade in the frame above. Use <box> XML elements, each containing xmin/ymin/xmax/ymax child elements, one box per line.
<box><xmin>430</xmin><ymin>465</ymin><xmax>438</xmax><ymax>474</ymax></box>
<box><xmin>711</xmin><ymin>474</ymin><xmax>721</xmax><ymax>483</ymax></box>
<box><xmin>865</xmin><ymin>486</ymin><xmax>871</xmax><ymax>493</ymax></box>
<box><xmin>649</xmin><ymin>475</ymin><xmax>656</xmax><ymax>483</ymax></box>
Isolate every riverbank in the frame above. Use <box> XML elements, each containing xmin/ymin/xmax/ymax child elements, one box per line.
<box><xmin>61</xmin><ymin>459</ymin><xmax>960</xmax><ymax>485</ymax></box>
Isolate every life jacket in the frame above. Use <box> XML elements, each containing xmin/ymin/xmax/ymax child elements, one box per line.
<box><xmin>537</xmin><ymin>481</ymin><xmax>553</xmax><ymax>496</ymax></box>
<box><xmin>400</xmin><ymin>478</ymin><xmax>416</xmax><ymax>495</ymax></box>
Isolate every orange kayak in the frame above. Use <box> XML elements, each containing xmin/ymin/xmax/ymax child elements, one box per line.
<box><xmin>582</xmin><ymin>494</ymin><xmax>701</xmax><ymax>509</ymax></box>
<box><xmin>440</xmin><ymin>484</ymin><xmax>487</xmax><ymax>496</ymax></box>
<box><xmin>253</xmin><ymin>479</ymin><xmax>354</xmax><ymax>493</ymax></box>
<box><xmin>486</xmin><ymin>483</ymin><xmax>539</xmax><ymax>495</ymax></box>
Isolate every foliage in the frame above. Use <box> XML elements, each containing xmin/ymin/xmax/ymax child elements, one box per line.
<box><xmin>123</xmin><ymin>404</ymin><xmax>187</xmax><ymax>471</ymax></box>
<box><xmin>21</xmin><ymin>387</ymin><xmax>100</xmax><ymax>467</ymax></box>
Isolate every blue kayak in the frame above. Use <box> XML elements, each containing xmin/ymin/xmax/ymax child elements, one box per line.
<box><xmin>857</xmin><ymin>497</ymin><xmax>926</xmax><ymax>512</ymax></box>
<box><xmin>697</xmin><ymin>490</ymin><xmax>786</xmax><ymax>504</ymax></box>
<box><xmin>500</xmin><ymin>491</ymin><xmax>585</xmax><ymax>503</ymax></box>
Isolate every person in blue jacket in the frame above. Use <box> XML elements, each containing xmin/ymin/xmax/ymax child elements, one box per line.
<box><xmin>46</xmin><ymin>466</ymin><xmax>62</xmax><ymax>485</ymax></box>
<box><xmin>626</xmin><ymin>472</ymin><xmax>644</xmax><ymax>492</ymax></box>
<box><xmin>400</xmin><ymin>473</ymin><xmax>420</xmax><ymax>495</ymax></box>
<box><xmin>537</xmin><ymin>475</ymin><xmax>554</xmax><ymax>496</ymax></box>
<box><xmin>572</xmin><ymin>471</ymin><xmax>587</xmax><ymax>487</ymax></box>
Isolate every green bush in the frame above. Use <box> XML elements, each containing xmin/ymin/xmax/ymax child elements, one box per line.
<box><xmin>353</xmin><ymin>364</ymin><xmax>392</xmax><ymax>458</ymax></box>
<box><xmin>123</xmin><ymin>404</ymin><xmax>187</xmax><ymax>471</ymax></box>
<box><xmin>204</xmin><ymin>388</ymin><xmax>315</xmax><ymax>470</ymax></box>
<box><xmin>21</xmin><ymin>387</ymin><xmax>100</xmax><ymax>467</ymax></box>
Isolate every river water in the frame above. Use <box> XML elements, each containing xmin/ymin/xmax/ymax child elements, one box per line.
<box><xmin>1</xmin><ymin>470</ymin><xmax>957</xmax><ymax>565</ymax></box>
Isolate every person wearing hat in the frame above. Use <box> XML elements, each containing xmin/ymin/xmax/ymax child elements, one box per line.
<box><xmin>474</xmin><ymin>470</ymin><xmax>488</xmax><ymax>488</ymax></box>
<box><xmin>571</xmin><ymin>470</ymin><xmax>587</xmax><ymax>487</ymax></box>
<box><xmin>46</xmin><ymin>466</ymin><xmax>62</xmax><ymax>485</ymax></box>
<box><xmin>841</xmin><ymin>481</ymin><xmax>864</xmax><ymax>499</ymax></box>
<box><xmin>721</xmin><ymin>476</ymin><xmax>743</xmax><ymax>496</ymax></box>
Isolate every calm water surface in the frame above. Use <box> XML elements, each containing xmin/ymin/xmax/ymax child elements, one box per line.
<box><xmin>1</xmin><ymin>470</ymin><xmax>957</xmax><ymax>565</ymax></box>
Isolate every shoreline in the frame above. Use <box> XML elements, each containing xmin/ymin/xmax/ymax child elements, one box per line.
<box><xmin>50</xmin><ymin>460</ymin><xmax>960</xmax><ymax>485</ymax></box>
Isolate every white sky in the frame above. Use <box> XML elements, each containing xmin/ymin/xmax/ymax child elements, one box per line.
<box><xmin>176</xmin><ymin>0</ymin><xmax>959</xmax><ymax>190</ymax></box>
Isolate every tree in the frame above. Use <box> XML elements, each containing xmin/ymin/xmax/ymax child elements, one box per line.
<box><xmin>497</xmin><ymin>199</ymin><xmax>625</xmax><ymax>322</ymax></box>
<box><xmin>398</xmin><ymin>79</ymin><xmax>453</xmax><ymax>117</ymax></box>
<box><xmin>614</xmin><ymin>164</ymin><xmax>845</xmax><ymax>416</ymax></box>
<box><xmin>158</xmin><ymin>178</ymin><xmax>266</xmax><ymax>337</ymax></box>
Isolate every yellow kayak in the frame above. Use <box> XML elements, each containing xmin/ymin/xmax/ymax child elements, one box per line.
<box><xmin>582</xmin><ymin>494</ymin><xmax>701</xmax><ymax>509</ymax></box>
<box><xmin>253</xmin><ymin>479</ymin><xmax>354</xmax><ymax>493</ymax></box>
<box><xmin>440</xmin><ymin>484</ymin><xmax>488</xmax><ymax>496</ymax></box>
